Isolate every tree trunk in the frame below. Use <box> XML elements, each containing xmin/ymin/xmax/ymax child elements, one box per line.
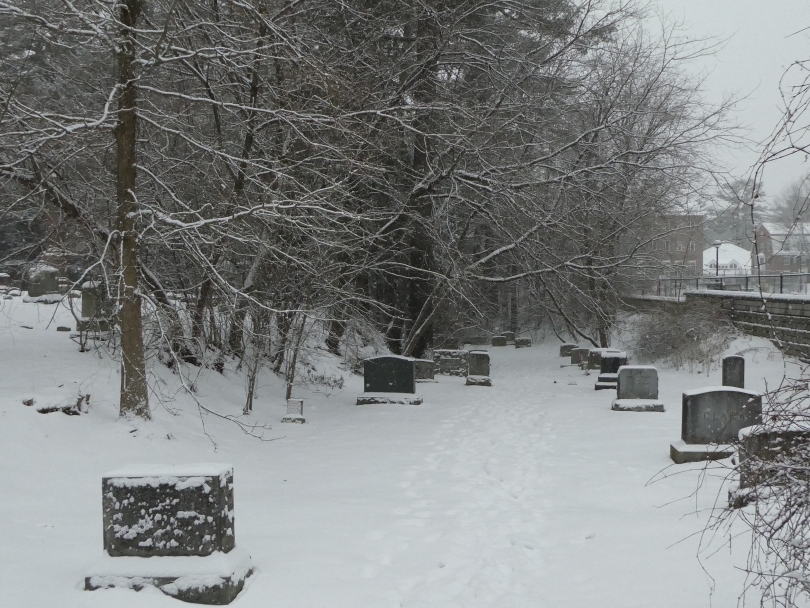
<box><xmin>115</xmin><ymin>0</ymin><xmax>149</xmax><ymax>419</ymax></box>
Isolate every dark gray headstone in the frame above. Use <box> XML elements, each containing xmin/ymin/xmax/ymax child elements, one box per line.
<box><xmin>515</xmin><ymin>337</ymin><xmax>532</xmax><ymax>348</ymax></box>
<box><xmin>739</xmin><ymin>428</ymin><xmax>810</xmax><ymax>489</ymax></box>
<box><xmin>571</xmin><ymin>347</ymin><xmax>589</xmax><ymax>365</ymax></box>
<box><xmin>681</xmin><ymin>387</ymin><xmax>762</xmax><ymax>444</ymax></box>
<box><xmin>617</xmin><ymin>366</ymin><xmax>658</xmax><ymax>400</ymax></box>
<box><xmin>432</xmin><ymin>350</ymin><xmax>468</xmax><ymax>376</ymax></box>
<box><xmin>502</xmin><ymin>331</ymin><xmax>515</xmax><ymax>343</ymax></box>
<box><xmin>26</xmin><ymin>265</ymin><xmax>60</xmax><ymax>297</ymax></box>
<box><xmin>722</xmin><ymin>356</ymin><xmax>745</xmax><ymax>389</ymax></box>
<box><xmin>587</xmin><ymin>349</ymin><xmax>604</xmax><ymax>370</ymax></box>
<box><xmin>560</xmin><ymin>343</ymin><xmax>577</xmax><ymax>357</ymax></box>
<box><xmin>468</xmin><ymin>351</ymin><xmax>490</xmax><ymax>376</ymax></box>
<box><xmin>491</xmin><ymin>336</ymin><xmax>507</xmax><ymax>347</ymax></box>
<box><xmin>414</xmin><ymin>359</ymin><xmax>434</xmax><ymax>380</ymax></box>
<box><xmin>600</xmin><ymin>352</ymin><xmax>628</xmax><ymax>374</ymax></box>
<box><xmin>363</xmin><ymin>356</ymin><xmax>415</xmax><ymax>393</ymax></box>
<box><xmin>81</xmin><ymin>281</ymin><xmax>111</xmax><ymax>319</ymax></box>
<box><xmin>102</xmin><ymin>464</ymin><xmax>235</xmax><ymax>557</ymax></box>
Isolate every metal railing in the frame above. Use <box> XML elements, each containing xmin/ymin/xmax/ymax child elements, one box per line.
<box><xmin>636</xmin><ymin>273</ymin><xmax>810</xmax><ymax>298</ymax></box>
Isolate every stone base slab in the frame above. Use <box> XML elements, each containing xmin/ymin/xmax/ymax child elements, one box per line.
<box><xmin>356</xmin><ymin>393</ymin><xmax>424</xmax><ymax>405</ymax></box>
<box><xmin>281</xmin><ymin>415</ymin><xmax>305</xmax><ymax>423</ymax></box>
<box><xmin>670</xmin><ymin>440</ymin><xmax>734</xmax><ymax>464</ymax></box>
<box><xmin>611</xmin><ymin>398</ymin><xmax>665</xmax><ymax>412</ymax></box>
<box><xmin>465</xmin><ymin>375</ymin><xmax>492</xmax><ymax>386</ymax></box>
<box><xmin>598</xmin><ymin>373</ymin><xmax>618</xmax><ymax>383</ymax></box>
<box><xmin>594</xmin><ymin>382</ymin><xmax>617</xmax><ymax>391</ymax></box>
<box><xmin>85</xmin><ymin>547</ymin><xmax>252</xmax><ymax>605</ymax></box>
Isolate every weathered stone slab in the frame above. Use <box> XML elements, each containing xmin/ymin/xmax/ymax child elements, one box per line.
<box><xmin>670</xmin><ymin>440</ymin><xmax>734</xmax><ymax>464</ymax></box>
<box><xmin>617</xmin><ymin>366</ymin><xmax>658</xmax><ymax>400</ymax></box>
<box><xmin>597</xmin><ymin>373</ymin><xmax>618</xmax><ymax>383</ymax></box>
<box><xmin>559</xmin><ymin>343</ymin><xmax>578</xmax><ymax>357</ymax></box>
<box><xmin>600</xmin><ymin>352</ymin><xmax>628</xmax><ymax>374</ymax></box>
<box><xmin>281</xmin><ymin>398</ymin><xmax>305</xmax><ymax>423</ymax></box>
<box><xmin>363</xmin><ymin>355</ymin><xmax>415</xmax><ymax>394</ymax></box>
<box><xmin>680</xmin><ymin>386</ymin><xmax>762</xmax><ymax>445</ymax></box>
<box><xmin>738</xmin><ymin>426</ymin><xmax>810</xmax><ymax>489</ymax></box>
<box><xmin>611</xmin><ymin>398</ymin><xmax>664</xmax><ymax>412</ymax></box>
<box><xmin>81</xmin><ymin>281</ymin><xmax>111</xmax><ymax>319</ymax></box>
<box><xmin>432</xmin><ymin>349</ymin><xmax>468</xmax><ymax>376</ymax></box>
<box><xmin>467</xmin><ymin>351</ymin><xmax>490</xmax><ymax>376</ymax></box>
<box><xmin>722</xmin><ymin>355</ymin><xmax>745</xmax><ymax>389</ymax></box>
<box><xmin>25</xmin><ymin>264</ymin><xmax>59</xmax><ymax>297</ymax></box>
<box><xmin>465</xmin><ymin>375</ymin><xmax>492</xmax><ymax>387</ymax></box>
<box><xmin>101</xmin><ymin>464</ymin><xmax>236</xmax><ymax>558</ymax></box>
<box><xmin>571</xmin><ymin>347</ymin><xmax>589</xmax><ymax>365</ymax></box>
<box><xmin>594</xmin><ymin>382</ymin><xmax>616</xmax><ymax>391</ymax></box>
<box><xmin>514</xmin><ymin>337</ymin><xmax>532</xmax><ymax>348</ymax></box>
<box><xmin>491</xmin><ymin>336</ymin><xmax>507</xmax><ymax>347</ymax></box>
<box><xmin>502</xmin><ymin>331</ymin><xmax>515</xmax><ymax>343</ymax></box>
<box><xmin>414</xmin><ymin>359</ymin><xmax>435</xmax><ymax>381</ymax></box>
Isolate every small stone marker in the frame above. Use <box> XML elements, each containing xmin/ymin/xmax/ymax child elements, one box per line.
<box><xmin>432</xmin><ymin>349</ymin><xmax>469</xmax><ymax>376</ymax></box>
<box><xmin>570</xmin><ymin>347</ymin><xmax>589</xmax><ymax>366</ymax></box>
<box><xmin>357</xmin><ymin>355</ymin><xmax>422</xmax><ymax>405</ymax></box>
<box><xmin>491</xmin><ymin>335</ymin><xmax>507</xmax><ymax>347</ymax></box>
<box><xmin>466</xmin><ymin>350</ymin><xmax>491</xmax><ymax>386</ymax></box>
<box><xmin>559</xmin><ymin>343</ymin><xmax>577</xmax><ymax>357</ymax></box>
<box><xmin>670</xmin><ymin>386</ymin><xmax>762</xmax><ymax>464</ymax></box>
<box><xmin>56</xmin><ymin>326</ymin><xmax>71</xmax><ymax>332</ymax></box>
<box><xmin>611</xmin><ymin>366</ymin><xmax>664</xmax><ymax>412</ymax></box>
<box><xmin>85</xmin><ymin>464</ymin><xmax>252</xmax><ymax>604</ymax></box>
<box><xmin>722</xmin><ymin>355</ymin><xmax>745</xmax><ymax>389</ymax></box>
<box><xmin>414</xmin><ymin>359</ymin><xmax>435</xmax><ymax>381</ymax></box>
<box><xmin>502</xmin><ymin>331</ymin><xmax>515</xmax><ymax>343</ymax></box>
<box><xmin>514</xmin><ymin>337</ymin><xmax>531</xmax><ymax>348</ymax></box>
<box><xmin>281</xmin><ymin>398</ymin><xmax>305</xmax><ymax>423</ymax></box>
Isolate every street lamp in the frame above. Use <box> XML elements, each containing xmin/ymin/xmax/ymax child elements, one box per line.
<box><xmin>713</xmin><ymin>241</ymin><xmax>722</xmax><ymax>277</ymax></box>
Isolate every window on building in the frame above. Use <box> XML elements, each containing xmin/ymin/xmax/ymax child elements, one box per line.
<box><xmin>663</xmin><ymin>241</ymin><xmax>670</xmax><ymax>252</ymax></box>
<box><xmin>689</xmin><ymin>241</ymin><xmax>696</xmax><ymax>251</ymax></box>
<box><xmin>676</xmin><ymin>241</ymin><xmax>684</xmax><ymax>252</ymax></box>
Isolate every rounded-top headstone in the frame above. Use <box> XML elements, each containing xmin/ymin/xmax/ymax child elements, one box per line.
<box><xmin>468</xmin><ymin>350</ymin><xmax>490</xmax><ymax>376</ymax></box>
<box><xmin>722</xmin><ymin>355</ymin><xmax>745</xmax><ymax>389</ymax></box>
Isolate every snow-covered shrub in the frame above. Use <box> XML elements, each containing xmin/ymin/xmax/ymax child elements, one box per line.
<box><xmin>628</xmin><ymin>301</ymin><xmax>736</xmax><ymax>372</ymax></box>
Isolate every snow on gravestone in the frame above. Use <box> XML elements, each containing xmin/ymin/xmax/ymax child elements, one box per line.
<box><xmin>611</xmin><ymin>366</ymin><xmax>664</xmax><ymax>412</ymax></box>
<box><xmin>595</xmin><ymin>351</ymin><xmax>627</xmax><ymax>390</ymax></box>
<box><xmin>466</xmin><ymin>350</ymin><xmax>491</xmax><ymax>386</ymax></box>
<box><xmin>502</xmin><ymin>331</ymin><xmax>516</xmax><ymax>343</ymax></box>
<box><xmin>670</xmin><ymin>387</ymin><xmax>763</xmax><ymax>464</ymax></box>
<box><xmin>491</xmin><ymin>335</ymin><xmax>508</xmax><ymax>347</ymax></box>
<box><xmin>559</xmin><ymin>343</ymin><xmax>578</xmax><ymax>357</ymax></box>
<box><xmin>514</xmin><ymin>337</ymin><xmax>532</xmax><ymax>348</ymax></box>
<box><xmin>432</xmin><ymin>349</ymin><xmax>469</xmax><ymax>376</ymax></box>
<box><xmin>357</xmin><ymin>355</ymin><xmax>422</xmax><ymax>405</ymax></box>
<box><xmin>86</xmin><ymin>464</ymin><xmax>252</xmax><ymax>604</ymax></box>
<box><xmin>722</xmin><ymin>355</ymin><xmax>745</xmax><ymax>389</ymax></box>
<box><xmin>281</xmin><ymin>398</ymin><xmax>305</xmax><ymax>423</ymax></box>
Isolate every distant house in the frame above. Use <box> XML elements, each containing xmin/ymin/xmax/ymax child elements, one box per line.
<box><xmin>647</xmin><ymin>214</ymin><xmax>705</xmax><ymax>274</ymax></box>
<box><xmin>703</xmin><ymin>242</ymin><xmax>751</xmax><ymax>276</ymax></box>
<box><xmin>752</xmin><ymin>223</ymin><xmax>809</xmax><ymax>273</ymax></box>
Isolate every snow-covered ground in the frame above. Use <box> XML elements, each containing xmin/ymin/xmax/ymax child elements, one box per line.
<box><xmin>0</xmin><ymin>295</ymin><xmax>801</xmax><ymax>607</ymax></box>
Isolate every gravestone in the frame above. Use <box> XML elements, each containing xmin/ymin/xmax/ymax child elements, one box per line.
<box><xmin>0</xmin><ymin>273</ymin><xmax>10</xmax><ymax>287</ymax></box>
<box><xmin>502</xmin><ymin>331</ymin><xmax>516</xmax><ymax>343</ymax></box>
<box><xmin>85</xmin><ymin>464</ymin><xmax>252</xmax><ymax>604</ymax></box>
<box><xmin>433</xmin><ymin>349</ymin><xmax>469</xmax><ymax>376</ymax></box>
<box><xmin>514</xmin><ymin>337</ymin><xmax>532</xmax><ymax>348</ymax></box>
<box><xmin>414</xmin><ymin>359</ymin><xmax>435</xmax><ymax>381</ymax></box>
<box><xmin>466</xmin><ymin>351</ymin><xmax>491</xmax><ymax>386</ymax></box>
<box><xmin>463</xmin><ymin>336</ymin><xmax>490</xmax><ymax>346</ymax></box>
<box><xmin>611</xmin><ymin>366</ymin><xmax>664</xmax><ymax>412</ymax></box>
<box><xmin>79</xmin><ymin>281</ymin><xmax>112</xmax><ymax>332</ymax></box>
<box><xmin>571</xmin><ymin>347</ymin><xmax>589</xmax><ymax>366</ymax></box>
<box><xmin>281</xmin><ymin>398</ymin><xmax>305</xmax><ymax>423</ymax></box>
<box><xmin>357</xmin><ymin>356</ymin><xmax>422</xmax><ymax>405</ymax></box>
<box><xmin>722</xmin><ymin>356</ymin><xmax>745</xmax><ymax>389</ymax></box>
<box><xmin>670</xmin><ymin>387</ymin><xmax>762</xmax><ymax>464</ymax></box>
<box><xmin>491</xmin><ymin>336</ymin><xmax>507</xmax><ymax>347</ymax></box>
<box><xmin>733</xmin><ymin>427</ymin><xmax>810</xmax><ymax>501</ymax></box>
<box><xmin>600</xmin><ymin>352</ymin><xmax>628</xmax><ymax>374</ymax></box>
<box><xmin>25</xmin><ymin>264</ymin><xmax>59</xmax><ymax>297</ymax></box>
<box><xmin>559</xmin><ymin>343</ymin><xmax>578</xmax><ymax>357</ymax></box>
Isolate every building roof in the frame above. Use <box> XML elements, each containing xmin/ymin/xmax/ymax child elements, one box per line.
<box><xmin>702</xmin><ymin>242</ymin><xmax>752</xmax><ymax>270</ymax></box>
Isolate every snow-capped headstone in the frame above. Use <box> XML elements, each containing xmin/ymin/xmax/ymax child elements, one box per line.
<box><xmin>559</xmin><ymin>343</ymin><xmax>577</xmax><ymax>357</ymax></box>
<box><xmin>491</xmin><ymin>335</ymin><xmax>507</xmax><ymax>347</ymax></box>
<box><xmin>502</xmin><ymin>331</ymin><xmax>516</xmax><ymax>343</ymax></box>
<box><xmin>25</xmin><ymin>264</ymin><xmax>59</xmax><ymax>297</ymax></box>
<box><xmin>722</xmin><ymin>356</ymin><xmax>745</xmax><ymax>389</ymax></box>
<box><xmin>733</xmin><ymin>426</ymin><xmax>810</xmax><ymax>501</ymax></box>
<box><xmin>571</xmin><ymin>347</ymin><xmax>589</xmax><ymax>366</ymax></box>
<box><xmin>432</xmin><ymin>349</ymin><xmax>468</xmax><ymax>376</ymax></box>
<box><xmin>466</xmin><ymin>351</ymin><xmax>491</xmax><ymax>386</ymax></box>
<box><xmin>670</xmin><ymin>387</ymin><xmax>763</xmax><ymax>464</ymax></box>
<box><xmin>357</xmin><ymin>356</ymin><xmax>422</xmax><ymax>405</ymax></box>
<box><xmin>414</xmin><ymin>359</ymin><xmax>435</xmax><ymax>381</ymax></box>
<box><xmin>79</xmin><ymin>281</ymin><xmax>112</xmax><ymax>332</ymax></box>
<box><xmin>86</xmin><ymin>464</ymin><xmax>252</xmax><ymax>604</ymax></box>
<box><xmin>0</xmin><ymin>272</ymin><xmax>10</xmax><ymax>287</ymax></box>
<box><xmin>611</xmin><ymin>366</ymin><xmax>664</xmax><ymax>412</ymax></box>
<box><xmin>281</xmin><ymin>398</ymin><xmax>305</xmax><ymax>423</ymax></box>
<box><xmin>515</xmin><ymin>337</ymin><xmax>532</xmax><ymax>348</ymax></box>
<box><xmin>595</xmin><ymin>352</ymin><xmax>627</xmax><ymax>390</ymax></box>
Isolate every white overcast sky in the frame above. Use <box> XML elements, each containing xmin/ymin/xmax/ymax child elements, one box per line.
<box><xmin>650</xmin><ymin>0</ymin><xmax>809</xmax><ymax>199</ymax></box>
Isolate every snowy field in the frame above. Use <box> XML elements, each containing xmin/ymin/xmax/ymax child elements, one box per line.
<box><xmin>0</xmin><ymin>296</ymin><xmax>801</xmax><ymax>607</ymax></box>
